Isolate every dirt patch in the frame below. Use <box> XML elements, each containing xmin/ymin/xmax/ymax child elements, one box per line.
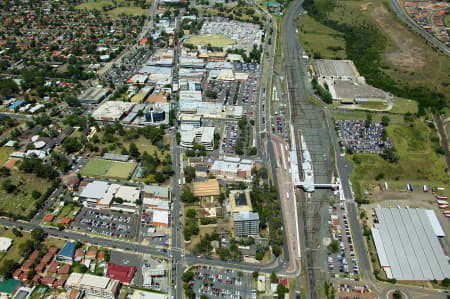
<box><xmin>371</xmin><ymin>6</ymin><xmax>426</xmax><ymax>71</ymax></box>
<box><xmin>360</xmin><ymin>2</ymin><xmax>372</xmax><ymax>10</ymax></box>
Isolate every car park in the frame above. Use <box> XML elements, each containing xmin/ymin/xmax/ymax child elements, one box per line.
<box><xmin>71</xmin><ymin>208</ymin><xmax>136</xmax><ymax>240</ymax></box>
<box><xmin>335</xmin><ymin>120</ymin><xmax>392</xmax><ymax>154</ymax></box>
<box><xmin>191</xmin><ymin>266</ymin><xmax>251</xmax><ymax>298</ymax></box>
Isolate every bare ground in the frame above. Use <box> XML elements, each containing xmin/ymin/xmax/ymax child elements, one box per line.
<box><xmin>371</xmin><ymin>6</ymin><xmax>427</xmax><ymax>71</ymax></box>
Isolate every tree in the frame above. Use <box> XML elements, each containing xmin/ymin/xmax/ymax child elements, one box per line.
<box><xmin>63</xmin><ymin>137</ymin><xmax>82</xmax><ymax>154</ymax></box>
<box><xmin>248</xmin><ymin>147</ymin><xmax>257</xmax><ymax>155</ymax></box>
<box><xmin>252</xmin><ymin>271</ymin><xmax>259</xmax><ymax>280</ymax></box>
<box><xmin>270</xmin><ymin>272</ymin><xmax>277</xmax><ymax>280</ymax></box>
<box><xmin>328</xmin><ymin>240</ymin><xmax>339</xmax><ymax>253</ymax></box>
<box><xmin>0</xmin><ymin>167</ymin><xmax>10</xmax><ymax>177</ymax></box>
<box><xmin>129</xmin><ymin>142</ymin><xmax>140</xmax><ymax>159</ymax></box>
<box><xmin>181</xmin><ymin>187</ymin><xmax>199</xmax><ymax>203</ymax></box>
<box><xmin>381</xmin><ymin>115</ymin><xmax>390</xmax><ymax>126</ymax></box>
<box><xmin>184</xmin><ymin>166</ymin><xmax>196</xmax><ymax>183</ymax></box>
<box><xmin>365</xmin><ymin>113</ymin><xmax>373</xmax><ymax>128</ymax></box>
<box><xmin>31</xmin><ymin>228</ymin><xmax>44</xmax><ymax>242</ymax></box>
<box><xmin>182</xmin><ymin>271</ymin><xmax>194</xmax><ymax>282</ymax></box>
<box><xmin>442</xmin><ymin>278</ymin><xmax>450</xmax><ymax>287</ymax></box>
<box><xmin>277</xmin><ymin>284</ymin><xmax>289</xmax><ymax>298</ymax></box>
<box><xmin>381</xmin><ymin>146</ymin><xmax>399</xmax><ymax>163</ymax></box>
<box><xmin>256</xmin><ymin>167</ymin><xmax>268</xmax><ymax>179</ymax></box>
<box><xmin>237</xmin><ymin>271</ymin><xmax>243</xmax><ymax>277</ymax></box>
<box><xmin>186</xmin><ymin>208</ymin><xmax>196</xmax><ymax>218</ymax></box>
<box><xmin>392</xmin><ymin>290</ymin><xmax>402</xmax><ymax>299</ymax></box>
<box><xmin>2</xmin><ymin>179</ymin><xmax>15</xmax><ymax>193</ymax></box>
<box><xmin>0</xmin><ymin>259</ymin><xmax>18</xmax><ymax>277</ymax></box>
<box><xmin>205</xmin><ymin>90</ymin><xmax>218</xmax><ymax>99</ymax></box>
<box><xmin>12</xmin><ymin>228</ymin><xmax>22</xmax><ymax>237</ymax></box>
<box><xmin>72</xmin><ymin>262</ymin><xmax>87</xmax><ymax>273</ymax></box>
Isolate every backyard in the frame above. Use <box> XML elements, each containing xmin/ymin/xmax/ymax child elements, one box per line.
<box><xmin>0</xmin><ymin>147</ymin><xmax>15</xmax><ymax>167</ymax></box>
<box><xmin>0</xmin><ymin>228</ymin><xmax>32</xmax><ymax>271</ymax></box>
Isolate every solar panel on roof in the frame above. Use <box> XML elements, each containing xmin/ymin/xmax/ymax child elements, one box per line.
<box><xmin>235</xmin><ymin>193</ymin><xmax>247</xmax><ymax>206</ymax></box>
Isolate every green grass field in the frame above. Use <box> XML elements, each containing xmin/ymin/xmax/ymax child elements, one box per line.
<box><xmin>0</xmin><ymin>228</ymin><xmax>32</xmax><ymax>270</ymax></box>
<box><xmin>80</xmin><ymin>159</ymin><xmax>111</xmax><ymax>177</ymax></box>
<box><xmin>106</xmin><ymin>161</ymin><xmax>137</xmax><ymax>178</ymax></box>
<box><xmin>106</xmin><ymin>7</ymin><xmax>147</xmax><ymax>16</ymax></box>
<box><xmin>390</xmin><ymin>98</ymin><xmax>419</xmax><ymax>114</ymax></box>
<box><xmin>76</xmin><ymin>0</ymin><xmax>114</xmax><ymax>10</ymax></box>
<box><xmin>186</xmin><ymin>34</ymin><xmax>234</xmax><ymax>48</ymax></box>
<box><xmin>340</xmin><ymin>112</ymin><xmax>449</xmax><ymax>198</ymax></box>
<box><xmin>0</xmin><ymin>147</ymin><xmax>14</xmax><ymax>166</ymax></box>
<box><xmin>296</xmin><ymin>15</ymin><xmax>346</xmax><ymax>59</ymax></box>
<box><xmin>76</xmin><ymin>0</ymin><xmax>148</xmax><ymax>16</ymax></box>
<box><xmin>0</xmin><ymin>172</ymin><xmax>51</xmax><ymax>218</ymax></box>
<box><xmin>81</xmin><ymin>158</ymin><xmax>137</xmax><ymax>180</ymax></box>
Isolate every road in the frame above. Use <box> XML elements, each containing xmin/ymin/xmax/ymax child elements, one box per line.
<box><xmin>389</xmin><ymin>0</ymin><xmax>450</xmax><ymax>56</ymax></box>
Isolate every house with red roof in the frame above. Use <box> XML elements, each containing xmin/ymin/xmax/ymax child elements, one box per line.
<box><xmin>85</xmin><ymin>250</ymin><xmax>97</xmax><ymax>260</ymax></box>
<box><xmin>58</xmin><ymin>264</ymin><xmax>71</xmax><ymax>275</ymax></box>
<box><xmin>47</xmin><ymin>262</ymin><xmax>58</xmax><ymax>274</ymax></box>
<box><xmin>40</xmin><ymin>252</ymin><xmax>53</xmax><ymax>265</ymax></box>
<box><xmin>12</xmin><ymin>269</ymin><xmax>22</xmax><ymax>280</ymax></box>
<box><xmin>32</xmin><ymin>274</ymin><xmax>41</xmax><ymax>285</ymax></box>
<box><xmin>41</xmin><ymin>276</ymin><xmax>56</xmax><ymax>287</ymax></box>
<box><xmin>18</xmin><ymin>271</ymin><xmax>28</xmax><ymax>282</ymax></box>
<box><xmin>74</xmin><ymin>248</ymin><xmax>85</xmax><ymax>262</ymax></box>
<box><xmin>107</xmin><ymin>263</ymin><xmax>136</xmax><ymax>285</ymax></box>
<box><xmin>45</xmin><ymin>214</ymin><xmax>55</xmax><ymax>222</ymax></box>
<box><xmin>53</xmin><ymin>278</ymin><xmax>66</xmax><ymax>289</ymax></box>
<box><xmin>61</xmin><ymin>217</ymin><xmax>71</xmax><ymax>226</ymax></box>
<box><xmin>35</xmin><ymin>263</ymin><xmax>46</xmax><ymax>274</ymax></box>
<box><xmin>22</xmin><ymin>250</ymin><xmax>39</xmax><ymax>271</ymax></box>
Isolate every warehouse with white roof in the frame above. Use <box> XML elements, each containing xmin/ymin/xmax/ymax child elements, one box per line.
<box><xmin>371</xmin><ymin>208</ymin><xmax>450</xmax><ymax>281</ymax></box>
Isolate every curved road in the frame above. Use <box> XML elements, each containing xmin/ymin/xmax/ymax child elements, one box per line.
<box><xmin>389</xmin><ymin>0</ymin><xmax>450</xmax><ymax>56</ymax></box>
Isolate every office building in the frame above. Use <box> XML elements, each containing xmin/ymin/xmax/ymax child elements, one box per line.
<box><xmin>233</xmin><ymin>212</ymin><xmax>259</xmax><ymax>236</ymax></box>
<box><xmin>65</xmin><ymin>273</ymin><xmax>119</xmax><ymax>299</ymax></box>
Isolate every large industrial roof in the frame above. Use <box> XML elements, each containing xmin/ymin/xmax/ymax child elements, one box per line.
<box><xmin>425</xmin><ymin>209</ymin><xmax>445</xmax><ymax>237</ymax></box>
<box><xmin>313</xmin><ymin>59</ymin><xmax>358</xmax><ymax>79</ymax></box>
<box><xmin>372</xmin><ymin>208</ymin><xmax>450</xmax><ymax>281</ymax></box>
<box><xmin>80</xmin><ymin>181</ymin><xmax>110</xmax><ymax>199</ymax></box>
